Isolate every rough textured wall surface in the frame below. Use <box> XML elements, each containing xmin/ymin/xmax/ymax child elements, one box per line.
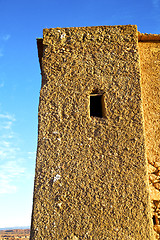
<box><xmin>138</xmin><ymin>41</ymin><xmax>160</xmax><ymax>238</ymax></box>
<box><xmin>30</xmin><ymin>25</ymin><xmax>154</xmax><ymax>239</ymax></box>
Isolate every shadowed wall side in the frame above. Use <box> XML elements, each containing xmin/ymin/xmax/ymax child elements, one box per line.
<box><xmin>139</xmin><ymin>39</ymin><xmax>160</xmax><ymax>238</ymax></box>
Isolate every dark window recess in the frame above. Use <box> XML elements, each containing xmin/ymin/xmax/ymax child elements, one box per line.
<box><xmin>153</xmin><ymin>215</ymin><xmax>156</xmax><ymax>225</ymax></box>
<box><xmin>90</xmin><ymin>95</ymin><xmax>103</xmax><ymax>117</ymax></box>
<box><xmin>153</xmin><ymin>215</ymin><xmax>160</xmax><ymax>225</ymax></box>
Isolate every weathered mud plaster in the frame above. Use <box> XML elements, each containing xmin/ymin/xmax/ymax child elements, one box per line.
<box><xmin>30</xmin><ymin>25</ymin><xmax>156</xmax><ymax>239</ymax></box>
<box><xmin>138</xmin><ymin>35</ymin><xmax>160</xmax><ymax>239</ymax></box>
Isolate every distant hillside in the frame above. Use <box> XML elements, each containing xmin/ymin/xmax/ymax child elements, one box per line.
<box><xmin>0</xmin><ymin>228</ymin><xmax>30</xmax><ymax>239</ymax></box>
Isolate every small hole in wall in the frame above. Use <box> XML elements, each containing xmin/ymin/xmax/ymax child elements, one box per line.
<box><xmin>90</xmin><ymin>91</ymin><xmax>105</xmax><ymax>118</ymax></box>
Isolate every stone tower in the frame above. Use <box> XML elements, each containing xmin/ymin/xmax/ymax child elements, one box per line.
<box><xmin>30</xmin><ymin>25</ymin><xmax>160</xmax><ymax>239</ymax></box>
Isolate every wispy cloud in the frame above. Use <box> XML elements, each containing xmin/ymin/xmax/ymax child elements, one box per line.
<box><xmin>0</xmin><ymin>113</ymin><xmax>16</xmax><ymax>121</ymax></box>
<box><xmin>0</xmin><ymin>108</ymin><xmax>35</xmax><ymax>195</ymax></box>
<box><xmin>0</xmin><ymin>34</ymin><xmax>11</xmax><ymax>42</ymax></box>
<box><xmin>0</xmin><ymin>140</ymin><xmax>10</xmax><ymax>147</ymax></box>
<box><xmin>1</xmin><ymin>134</ymin><xmax>14</xmax><ymax>139</ymax></box>
<box><xmin>0</xmin><ymin>48</ymin><xmax>3</xmax><ymax>57</ymax></box>
<box><xmin>0</xmin><ymin>81</ymin><xmax>4</xmax><ymax>88</ymax></box>
<box><xmin>0</xmin><ymin>179</ymin><xmax>17</xmax><ymax>194</ymax></box>
<box><xmin>0</xmin><ymin>114</ymin><xmax>15</xmax><ymax>131</ymax></box>
<box><xmin>27</xmin><ymin>151</ymin><xmax>36</xmax><ymax>159</ymax></box>
<box><xmin>0</xmin><ymin>161</ymin><xmax>25</xmax><ymax>194</ymax></box>
<box><xmin>0</xmin><ymin>141</ymin><xmax>20</xmax><ymax>160</ymax></box>
<box><xmin>2</xmin><ymin>34</ymin><xmax>11</xmax><ymax>41</ymax></box>
<box><xmin>0</xmin><ymin>111</ymin><xmax>26</xmax><ymax>194</ymax></box>
<box><xmin>0</xmin><ymin>34</ymin><xmax>11</xmax><ymax>58</ymax></box>
<box><xmin>3</xmin><ymin>121</ymin><xmax>14</xmax><ymax>130</ymax></box>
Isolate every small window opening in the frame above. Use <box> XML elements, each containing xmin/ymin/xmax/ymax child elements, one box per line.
<box><xmin>153</xmin><ymin>215</ymin><xmax>156</xmax><ymax>225</ymax></box>
<box><xmin>153</xmin><ymin>215</ymin><xmax>160</xmax><ymax>225</ymax></box>
<box><xmin>90</xmin><ymin>91</ymin><xmax>105</xmax><ymax>118</ymax></box>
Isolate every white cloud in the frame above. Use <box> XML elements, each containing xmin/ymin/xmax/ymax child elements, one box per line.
<box><xmin>28</xmin><ymin>151</ymin><xmax>36</xmax><ymax>155</ymax></box>
<box><xmin>2</xmin><ymin>34</ymin><xmax>11</xmax><ymax>41</ymax></box>
<box><xmin>0</xmin><ymin>111</ymin><xmax>26</xmax><ymax>194</ymax></box>
<box><xmin>27</xmin><ymin>151</ymin><xmax>36</xmax><ymax>159</ymax></box>
<box><xmin>1</xmin><ymin>134</ymin><xmax>14</xmax><ymax>139</ymax></box>
<box><xmin>3</xmin><ymin>121</ymin><xmax>13</xmax><ymax>129</ymax></box>
<box><xmin>0</xmin><ymin>113</ymin><xmax>15</xmax><ymax>121</ymax></box>
<box><xmin>0</xmin><ymin>114</ymin><xmax>16</xmax><ymax>159</ymax></box>
<box><xmin>0</xmin><ymin>34</ymin><xmax>11</xmax><ymax>58</ymax></box>
<box><xmin>0</xmin><ymin>81</ymin><xmax>4</xmax><ymax>88</ymax></box>
<box><xmin>0</xmin><ymin>161</ymin><xmax>25</xmax><ymax>194</ymax></box>
<box><xmin>0</xmin><ymin>114</ymin><xmax>15</xmax><ymax>131</ymax></box>
<box><xmin>0</xmin><ymin>145</ymin><xmax>20</xmax><ymax>160</ymax></box>
<box><xmin>0</xmin><ymin>109</ymin><xmax>35</xmax><ymax>195</ymax></box>
<box><xmin>0</xmin><ymin>48</ymin><xmax>3</xmax><ymax>57</ymax></box>
<box><xmin>0</xmin><ymin>140</ymin><xmax>10</xmax><ymax>147</ymax></box>
<box><xmin>0</xmin><ymin>179</ymin><xmax>17</xmax><ymax>194</ymax></box>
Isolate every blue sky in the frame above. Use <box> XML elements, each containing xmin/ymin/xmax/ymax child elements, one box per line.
<box><xmin>0</xmin><ymin>0</ymin><xmax>159</xmax><ymax>229</ymax></box>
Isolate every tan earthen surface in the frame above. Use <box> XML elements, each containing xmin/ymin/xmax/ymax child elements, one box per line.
<box><xmin>30</xmin><ymin>25</ymin><xmax>154</xmax><ymax>239</ymax></box>
<box><xmin>138</xmin><ymin>32</ymin><xmax>160</xmax><ymax>42</ymax></box>
<box><xmin>138</xmin><ymin>41</ymin><xmax>160</xmax><ymax>239</ymax></box>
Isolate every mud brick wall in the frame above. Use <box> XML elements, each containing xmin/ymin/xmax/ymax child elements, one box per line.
<box><xmin>30</xmin><ymin>25</ymin><xmax>154</xmax><ymax>239</ymax></box>
<box><xmin>138</xmin><ymin>39</ymin><xmax>160</xmax><ymax>238</ymax></box>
